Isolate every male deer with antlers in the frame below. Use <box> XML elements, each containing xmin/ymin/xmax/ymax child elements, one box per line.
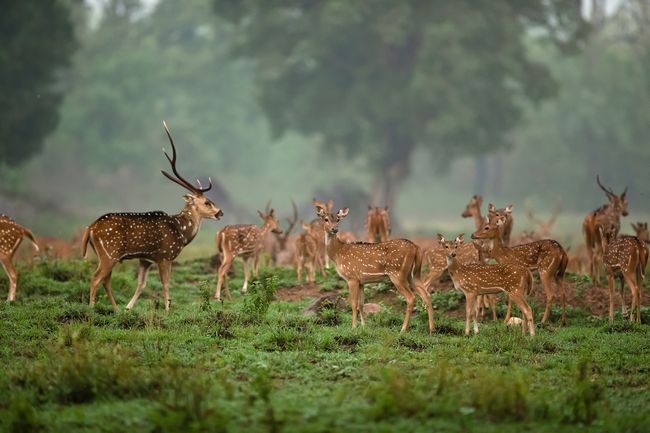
<box><xmin>0</xmin><ymin>216</ymin><xmax>39</xmax><ymax>301</ymax></box>
<box><xmin>472</xmin><ymin>212</ymin><xmax>568</xmax><ymax>325</ymax></box>
<box><xmin>365</xmin><ymin>206</ymin><xmax>391</xmax><ymax>243</ymax></box>
<box><xmin>438</xmin><ymin>234</ymin><xmax>535</xmax><ymax>336</ymax></box>
<box><xmin>314</xmin><ymin>203</ymin><xmax>434</xmax><ymax>334</ymax></box>
<box><xmin>583</xmin><ymin>176</ymin><xmax>628</xmax><ymax>283</ymax></box>
<box><xmin>600</xmin><ymin>225</ymin><xmax>647</xmax><ymax>323</ymax></box>
<box><xmin>82</xmin><ymin>121</ymin><xmax>223</xmax><ymax>310</ymax></box>
<box><xmin>526</xmin><ymin>203</ymin><xmax>561</xmax><ymax>239</ymax></box>
<box><xmin>215</xmin><ymin>208</ymin><xmax>282</xmax><ymax>301</ymax></box>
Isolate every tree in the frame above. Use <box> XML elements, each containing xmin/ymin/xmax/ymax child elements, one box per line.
<box><xmin>212</xmin><ymin>0</ymin><xmax>586</xmax><ymax>208</ymax></box>
<box><xmin>0</xmin><ymin>1</ymin><xmax>77</xmax><ymax>167</ymax></box>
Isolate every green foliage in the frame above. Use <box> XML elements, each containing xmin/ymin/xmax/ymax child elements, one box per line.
<box><xmin>563</xmin><ymin>359</ymin><xmax>604</xmax><ymax>425</ymax></box>
<box><xmin>0</xmin><ymin>1</ymin><xmax>77</xmax><ymax>168</ymax></box>
<box><xmin>239</xmin><ymin>276</ymin><xmax>278</xmax><ymax>324</ymax></box>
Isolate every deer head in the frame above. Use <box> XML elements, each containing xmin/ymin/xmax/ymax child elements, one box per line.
<box><xmin>462</xmin><ymin>195</ymin><xmax>483</xmax><ymax>218</ymax></box>
<box><xmin>162</xmin><ymin>121</ymin><xmax>223</xmax><ymax>220</ymax></box>
<box><xmin>487</xmin><ymin>203</ymin><xmax>513</xmax><ymax>222</ymax></box>
<box><xmin>471</xmin><ymin>216</ymin><xmax>505</xmax><ymax>241</ymax></box>
<box><xmin>257</xmin><ymin>208</ymin><xmax>282</xmax><ymax>234</ymax></box>
<box><xmin>631</xmin><ymin>222</ymin><xmax>649</xmax><ymax>244</ymax></box>
<box><xmin>437</xmin><ymin>233</ymin><xmax>465</xmax><ymax>263</ymax></box>
<box><xmin>315</xmin><ymin>204</ymin><xmax>349</xmax><ymax>235</ymax></box>
<box><xmin>596</xmin><ymin>175</ymin><xmax>628</xmax><ymax>217</ymax></box>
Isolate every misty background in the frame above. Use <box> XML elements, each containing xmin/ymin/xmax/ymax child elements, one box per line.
<box><xmin>1</xmin><ymin>0</ymin><xmax>649</xmax><ymax>251</ymax></box>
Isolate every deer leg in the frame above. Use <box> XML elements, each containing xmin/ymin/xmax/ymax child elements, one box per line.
<box><xmin>101</xmin><ymin>271</ymin><xmax>118</xmax><ymax>308</ymax></box>
<box><xmin>158</xmin><ymin>260</ymin><xmax>172</xmax><ymax>311</ymax></box>
<box><xmin>489</xmin><ymin>294</ymin><xmax>498</xmax><ymax>322</ymax></box>
<box><xmin>296</xmin><ymin>255</ymin><xmax>303</xmax><ymax>284</ymax></box>
<box><xmin>89</xmin><ymin>260</ymin><xmax>113</xmax><ymax>307</ymax></box>
<box><xmin>242</xmin><ymin>258</ymin><xmax>250</xmax><ymax>293</ymax></box>
<box><xmin>606</xmin><ymin>271</ymin><xmax>615</xmax><ymax>322</ymax></box>
<box><xmin>413</xmin><ymin>280</ymin><xmax>435</xmax><ymax>335</ymax></box>
<box><xmin>618</xmin><ymin>274</ymin><xmax>628</xmax><ymax>319</ymax></box>
<box><xmin>215</xmin><ymin>253</ymin><xmax>233</xmax><ymax>301</ymax></box>
<box><xmin>357</xmin><ymin>283</ymin><xmax>366</xmax><ymax>327</ymax></box>
<box><xmin>126</xmin><ymin>260</ymin><xmax>153</xmax><ymax>310</ymax></box>
<box><xmin>347</xmin><ymin>279</ymin><xmax>360</xmax><ymax>328</ymax></box>
<box><xmin>557</xmin><ymin>275</ymin><xmax>567</xmax><ymax>326</ymax></box>
<box><xmin>539</xmin><ymin>270</ymin><xmax>554</xmax><ymax>324</ymax></box>
<box><xmin>623</xmin><ymin>272</ymin><xmax>638</xmax><ymax>323</ymax></box>
<box><xmin>510</xmin><ymin>293</ymin><xmax>535</xmax><ymax>336</ymax></box>
<box><xmin>307</xmin><ymin>261</ymin><xmax>315</xmax><ymax>284</ymax></box>
<box><xmin>389</xmin><ymin>275</ymin><xmax>415</xmax><ymax>333</ymax></box>
<box><xmin>504</xmin><ymin>298</ymin><xmax>512</xmax><ymax>324</ymax></box>
<box><xmin>253</xmin><ymin>253</ymin><xmax>260</xmax><ymax>278</ymax></box>
<box><xmin>463</xmin><ymin>291</ymin><xmax>476</xmax><ymax>336</ymax></box>
<box><xmin>1</xmin><ymin>258</ymin><xmax>18</xmax><ymax>302</ymax></box>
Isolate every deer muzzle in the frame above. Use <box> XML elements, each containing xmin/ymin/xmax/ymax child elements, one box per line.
<box><xmin>215</xmin><ymin>209</ymin><xmax>224</xmax><ymax>220</ymax></box>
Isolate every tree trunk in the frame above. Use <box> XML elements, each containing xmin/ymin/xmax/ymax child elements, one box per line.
<box><xmin>370</xmin><ymin>127</ymin><xmax>415</xmax><ymax>227</ymax></box>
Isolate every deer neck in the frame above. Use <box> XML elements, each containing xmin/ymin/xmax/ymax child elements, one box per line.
<box><xmin>472</xmin><ymin>209</ymin><xmax>484</xmax><ymax>230</ymax></box>
<box><xmin>259</xmin><ymin>221</ymin><xmax>274</xmax><ymax>239</ymax></box>
<box><xmin>488</xmin><ymin>235</ymin><xmax>508</xmax><ymax>259</ymax></box>
<box><xmin>175</xmin><ymin>205</ymin><xmax>203</xmax><ymax>246</ymax></box>
<box><xmin>325</xmin><ymin>231</ymin><xmax>344</xmax><ymax>261</ymax></box>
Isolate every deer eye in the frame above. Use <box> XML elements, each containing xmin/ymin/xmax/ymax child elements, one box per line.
<box><xmin>324</xmin><ymin>217</ymin><xmax>329</xmax><ymax>222</ymax></box>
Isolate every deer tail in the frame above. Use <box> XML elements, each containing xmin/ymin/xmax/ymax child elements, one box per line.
<box><xmin>23</xmin><ymin>228</ymin><xmax>39</xmax><ymax>253</ymax></box>
<box><xmin>558</xmin><ymin>248</ymin><xmax>568</xmax><ymax>279</ymax></box>
<box><xmin>413</xmin><ymin>245</ymin><xmax>423</xmax><ymax>280</ymax></box>
<box><xmin>81</xmin><ymin>226</ymin><xmax>92</xmax><ymax>259</ymax></box>
<box><xmin>216</xmin><ymin>229</ymin><xmax>225</xmax><ymax>255</ymax></box>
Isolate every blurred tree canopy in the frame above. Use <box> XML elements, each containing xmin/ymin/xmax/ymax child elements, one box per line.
<box><xmin>212</xmin><ymin>0</ymin><xmax>587</xmax><ymax>208</ymax></box>
<box><xmin>0</xmin><ymin>1</ymin><xmax>77</xmax><ymax>167</ymax></box>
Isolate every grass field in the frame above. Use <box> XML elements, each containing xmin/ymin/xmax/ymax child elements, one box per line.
<box><xmin>1</xmin><ymin>258</ymin><xmax>649</xmax><ymax>433</ymax></box>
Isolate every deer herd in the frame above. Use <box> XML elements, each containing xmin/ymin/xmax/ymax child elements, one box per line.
<box><xmin>1</xmin><ymin>123</ymin><xmax>648</xmax><ymax>338</ymax></box>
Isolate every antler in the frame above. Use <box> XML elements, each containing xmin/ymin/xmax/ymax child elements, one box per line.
<box><xmin>596</xmin><ymin>175</ymin><xmax>615</xmax><ymax>199</ymax></box>
<box><xmin>161</xmin><ymin>121</ymin><xmax>212</xmax><ymax>194</ymax></box>
<box><xmin>283</xmin><ymin>199</ymin><xmax>298</xmax><ymax>238</ymax></box>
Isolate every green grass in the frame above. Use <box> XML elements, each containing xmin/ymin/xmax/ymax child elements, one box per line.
<box><xmin>0</xmin><ymin>259</ymin><xmax>649</xmax><ymax>433</ymax></box>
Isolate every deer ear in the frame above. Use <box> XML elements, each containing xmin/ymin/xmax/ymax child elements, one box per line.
<box><xmin>455</xmin><ymin>234</ymin><xmax>465</xmax><ymax>244</ymax></box>
<box><xmin>368</xmin><ymin>205</ymin><xmax>372</xmax><ymax>210</ymax></box>
<box><xmin>384</xmin><ymin>205</ymin><xmax>389</xmax><ymax>211</ymax></box>
<box><xmin>315</xmin><ymin>206</ymin><xmax>326</xmax><ymax>217</ymax></box>
<box><xmin>337</xmin><ymin>208</ymin><xmax>349</xmax><ymax>219</ymax></box>
<box><xmin>183</xmin><ymin>194</ymin><xmax>195</xmax><ymax>204</ymax></box>
<box><xmin>505</xmin><ymin>204</ymin><xmax>513</xmax><ymax>214</ymax></box>
<box><xmin>631</xmin><ymin>223</ymin><xmax>638</xmax><ymax>231</ymax></box>
<box><xmin>269</xmin><ymin>208</ymin><xmax>275</xmax><ymax>216</ymax></box>
<box><xmin>436</xmin><ymin>233</ymin><xmax>445</xmax><ymax>243</ymax></box>
<box><xmin>257</xmin><ymin>210</ymin><xmax>265</xmax><ymax>219</ymax></box>
<box><xmin>488</xmin><ymin>203</ymin><xmax>495</xmax><ymax>212</ymax></box>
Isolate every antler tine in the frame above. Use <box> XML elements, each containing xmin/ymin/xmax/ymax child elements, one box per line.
<box><xmin>282</xmin><ymin>198</ymin><xmax>299</xmax><ymax>238</ymax></box>
<box><xmin>161</xmin><ymin>121</ymin><xmax>213</xmax><ymax>194</ymax></box>
<box><xmin>596</xmin><ymin>175</ymin><xmax>615</xmax><ymax>198</ymax></box>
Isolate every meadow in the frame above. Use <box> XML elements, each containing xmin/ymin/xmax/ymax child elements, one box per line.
<box><xmin>0</xmin><ymin>257</ymin><xmax>649</xmax><ymax>433</ymax></box>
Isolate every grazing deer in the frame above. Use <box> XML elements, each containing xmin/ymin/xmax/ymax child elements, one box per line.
<box><xmin>294</xmin><ymin>221</ymin><xmax>319</xmax><ymax>284</ymax></box>
<box><xmin>526</xmin><ymin>203</ymin><xmax>561</xmax><ymax>239</ymax></box>
<box><xmin>215</xmin><ymin>208</ymin><xmax>282</xmax><ymax>301</ymax></box>
<box><xmin>487</xmin><ymin>203</ymin><xmax>514</xmax><ymax>246</ymax></box>
<box><xmin>365</xmin><ymin>206</ymin><xmax>391</xmax><ymax>243</ymax></box>
<box><xmin>439</xmin><ymin>234</ymin><xmax>535</xmax><ymax>336</ymax></box>
<box><xmin>631</xmin><ymin>222</ymin><xmax>649</xmax><ymax>244</ymax></box>
<box><xmin>82</xmin><ymin>121</ymin><xmax>223</xmax><ymax>310</ymax></box>
<box><xmin>314</xmin><ymin>203</ymin><xmax>434</xmax><ymax>334</ymax></box>
<box><xmin>0</xmin><ymin>215</ymin><xmax>39</xmax><ymax>301</ymax></box>
<box><xmin>472</xmin><ymin>214</ymin><xmax>568</xmax><ymax>325</ymax></box>
<box><xmin>583</xmin><ymin>176</ymin><xmax>628</xmax><ymax>283</ymax></box>
<box><xmin>600</xmin><ymin>226</ymin><xmax>646</xmax><ymax>323</ymax></box>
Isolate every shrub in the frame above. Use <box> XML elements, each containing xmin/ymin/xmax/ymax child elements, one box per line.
<box><xmin>470</xmin><ymin>370</ymin><xmax>529</xmax><ymax>421</ymax></box>
<box><xmin>239</xmin><ymin>276</ymin><xmax>278</xmax><ymax>325</ymax></box>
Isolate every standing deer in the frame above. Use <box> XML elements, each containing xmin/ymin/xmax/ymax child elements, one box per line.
<box><xmin>311</xmin><ymin>198</ymin><xmax>333</xmax><ymax>270</ymax></box>
<box><xmin>438</xmin><ymin>234</ymin><xmax>535</xmax><ymax>336</ymax></box>
<box><xmin>472</xmin><ymin>214</ymin><xmax>568</xmax><ymax>325</ymax></box>
<box><xmin>82</xmin><ymin>121</ymin><xmax>223</xmax><ymax>310</ymax></box>
<box><xmin>264</xmin><ymin>199</ymin><xmax>298</xmax><ymax>266</ymax></box>
<box><xmin>526</xmin><ymin>203</ymin><xmax>561</xmax><ymax>239</ymax></box>
<box><xmin>487</xmin><ymin>203</ymin><xmax>514</xmax><ymax>246</ymax></box>
<box><xmin>294</xmin><ymin>221</ymin><xmax>319</xmax><ymax>284</ymax></box>
<box><xmin>583</xmin><ymin>176</ymin><xmax>628</xmax><ymax>283</ymax></box>
<box><xmin>461</xmin><ymin>195</ymin><xmax>485</xmax><ymax>231</ymax></box>
<box><xmin>0</xmin><ymin>216</ymin><xmax>39</xmax><ymax>301</ymax></box>
<box><xmin>365</xmin><ymin>206</ymin><xmax>391</xmax><ymax>243</ymax></box>
<box><xmin>600</xmin><ymin>226</ymin><xmax>646</xmax><ymax>323</ymax></box>
<box><xmin>215</xmin><ymin>208</ymin><xmax>282</xmax><ymax>301</ymax></box>
<box><xmin>314</xmin><ymin>203</ymin><xmax>434</xmax><ymax>334</ymax></box>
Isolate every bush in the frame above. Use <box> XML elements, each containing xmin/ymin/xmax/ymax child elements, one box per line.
<box><xmin>239</xmin><ymin>276</ymin><xmax>278</xmax><ymax>325</ymax></box>
<box><xmin>470</xmin><ymin>370</ymin><xmax>529</xmax><ymax>421</ymax></box>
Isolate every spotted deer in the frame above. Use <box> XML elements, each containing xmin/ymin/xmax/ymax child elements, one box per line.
<box><xmin>487</xmin><ymin>203</ymin><xmax>514</xmax><ymax>246</ymax></box>
<box><xmin>461</xmin><ymin>195</ymin><xmax>485</xmax><ymax>231</ymax></box>
<box><xmin>215</xmin><ymin>208</ymin><xmax>282</xmax><ymax>301</ymax></box>
<box><xmin>0</xmin><ymin>215</ymin><xmax>39</xmax><ymax>301</ymax></box>
<box><xmin>439</xmin><ymin>234</ymin><xmax>535</xmax><ymax>336</ymax></box>
<box><xmin>583</xmin><ymin>176</ymin><xmax>628</xmax><ymax>283</ymax></box>
<box><xmin>314</xmin><ymin>203</ymin><xmax>434</xmax><ymax>334</ymax></box>
<box><xmin>472</xmin><ymin>214</ymin><xmax>568</xmax><ymax>325</ymax></box>
<box><xmin>599</xmin><ymin>226</ymin><xmax>646</xmax><ymax>323</ymax></box>
<box><xmin>294</xmin><ymin>221</ymin><xmax>319</xmax><ymax>284</ymax></box>
<box><xmin>82</xmin><ymin>121</ymin><xmax>223</xmax><ymax>310</ymax></box>
<box><xmin>264</xmin><ymin>199</ymin><xmax>298</xmax><ymax>266</ymax></box>
<box><xmin>365</xmin><ymin>206</ymin><xmax>391</xmax><ymax>243</ymax></box>
<box><xmin>311</xmin><ymin>198</ymin><xmax>333</xmax><ymax>270</ymax></box>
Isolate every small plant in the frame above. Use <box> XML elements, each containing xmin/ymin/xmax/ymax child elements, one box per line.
<box><xmin>563</xmin><ymin>358</ymin><xmax>603</xmax><ymax>425</ymax></box>
<box><xmin>239</xmin><ymin>276</ymin><xmax>278</xmax><ymax>324</ymax></box>
<box><xmin>367</xmin><ymin>367</ymin><xmax>426</xmax><ymax>420</ymax></box>
<box><xmin>470</xmin><ymin>369</ymin><xmax>528</xmax><ymax>421</ymax></box>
